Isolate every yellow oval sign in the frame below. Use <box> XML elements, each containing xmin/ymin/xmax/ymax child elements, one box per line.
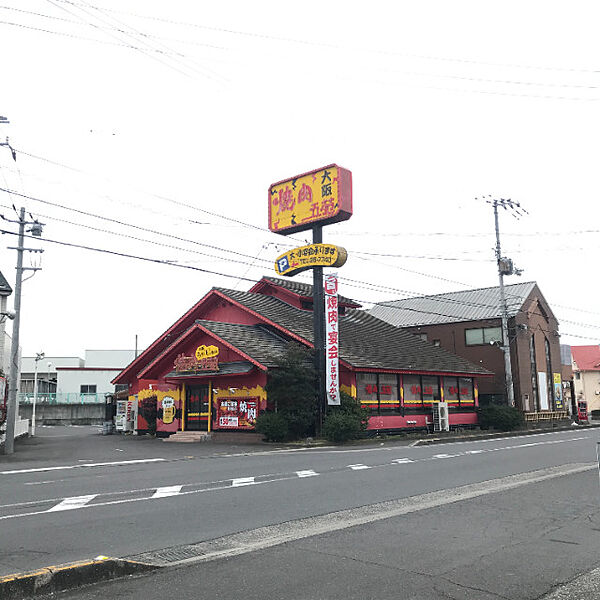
<box><xmin>195</xmin><ymin>344</ymin><xmax>219</xmax><ymax>361</ymax></box>
<box><xmin>274</xmin><ymin>243</ymin><xmax>348</xmax><ymax>277</ymax></box>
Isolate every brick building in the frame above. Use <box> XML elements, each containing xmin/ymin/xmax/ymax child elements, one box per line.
<box><xmin>370</xmin><ymin>282</ymin><xmax>565</xmax><ymax>412</ymax></box>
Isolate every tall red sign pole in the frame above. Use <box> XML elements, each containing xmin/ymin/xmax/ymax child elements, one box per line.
<box><xmin>268</xmin><ymin>165</ymin><xmax>353</xmax><ymax>436</ymax></box>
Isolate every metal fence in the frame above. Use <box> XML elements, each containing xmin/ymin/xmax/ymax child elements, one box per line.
<box><xmin>17</xmin><ymin>393</ymin><xmax>106</xmax><ymax>405</ymax></box>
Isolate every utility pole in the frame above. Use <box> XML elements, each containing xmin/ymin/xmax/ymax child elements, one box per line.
<box><xmin>2</xmin><ymin>208</ymin><xmax>43</xmax><ymax>454</ymax></box>
<box><xmin>484</xmin><ymin>197</ymin><xmax>526</xmax><ymax>408</ymax></box>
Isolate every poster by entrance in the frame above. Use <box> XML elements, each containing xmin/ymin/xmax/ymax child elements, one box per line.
<box><xmin>217</xmin><ymin>397</ymin><xmax>258</xmax><ymax>429</ymax></box>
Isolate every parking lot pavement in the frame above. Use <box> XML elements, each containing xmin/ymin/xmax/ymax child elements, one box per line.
<box><xmin>0</xmin><ymin>426</ymin><xmax>274</xmax><ymax>470</ymax></box>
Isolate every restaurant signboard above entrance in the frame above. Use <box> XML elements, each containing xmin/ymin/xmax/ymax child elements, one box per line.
<box><xmin>174</xmin><ymin>345</ymin><xmax>219</xmax><ymax>373</ymax></box>
<box><xmin>268</xmin><ymin>164</ymin><xmax>353</xmax><ymax>235</ymax></box>
<box><xmin>274</xmin><ymin>243</ymin><xmax>347</xmax><ymax>277</ymax></box>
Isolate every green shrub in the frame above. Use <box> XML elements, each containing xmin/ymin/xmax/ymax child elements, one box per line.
<box><xmin>323</xmin><ymin>391</ymin><xmax>370</xmax><ymax>442</ymax></box>
<box><xmin>477</xmin><ymin>404</ymin><xmax>524</xmax><ymax>431</ymax></box>
<box><xmin>323</xmin><ymin>411</ymin><xmax>363</xmax><ymax>442</ymax></box>
<box><xmin>254</xmin><ymin>412</ymin><xmax>289</xmax><ymax>442</ymax></box>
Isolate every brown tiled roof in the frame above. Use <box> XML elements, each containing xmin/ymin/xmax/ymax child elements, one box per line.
<box><xmin>216</xmin><ymin>288</ymin><xmax>490</xmax><ymax>376</ymax></box>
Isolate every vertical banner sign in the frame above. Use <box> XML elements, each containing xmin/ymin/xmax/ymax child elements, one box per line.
<box><xmin>553</xmin><ymin>373</ymin><xmax>563</xmax><ymax>409</ymax></box>
<box><xmin>324</xmin><ymin>273</ymin><xmax>340</xmax><ymax>406</ymax></box>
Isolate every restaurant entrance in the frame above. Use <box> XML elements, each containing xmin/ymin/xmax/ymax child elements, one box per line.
<box><xmin>184</xmin><ymin>384</ymin><xmax>209</xmax><ymax>431</ymax></box>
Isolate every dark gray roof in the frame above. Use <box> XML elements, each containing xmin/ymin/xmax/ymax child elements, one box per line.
<box><xmin>195</xmin><ymin>320</ymin><xmax>291</xmax><ymax>367</ymax></box>
<box><xmin>216</xmin><ymin>288</ymin><xmax>490</xmax><ymax>375</ymax></box>
<box><xmin>0</xmin><ymin>270</ymin><xmax>12</xmax><ymax>296</ymax></box>
<box><xmin>260</xmin><ymin>276</ymin><xmax>361</xmax><ymax>307</ymax></box>
<box><xmin>370</xmin><ymin>282</ymin><xmax>538</xmax><ymax>327</ymax></box>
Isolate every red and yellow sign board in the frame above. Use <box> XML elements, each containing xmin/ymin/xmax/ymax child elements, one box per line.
<box><xmin>274</xmin><ymin>243</ymin><xmax>347</xmax><ymax>277</ymax></box>
<box><xmin>268</xmin><ymin>164</ymin><xmax>352</xmax><ymax>235</ymax></box>
<box><xmin>174</xmin><ymin>353</ymin><xmax>219</xmax><ymax>373</ymax></box>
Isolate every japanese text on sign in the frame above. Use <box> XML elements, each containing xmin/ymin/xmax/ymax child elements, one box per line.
<box><xmin>275</xmin><ymin>243</ymin><xmax>348</xmax><ymax>277</ymax></box>
<box><xmin>324</xmin><ymin>273</ymin><xmax>341</xmax><ymax>405</ymax></box>
<box><xmin>217</xmin><ymin>397</ymin><xmax>259</xmax><ymax>429</ymax></box>
<box><xmin>268</xmin><ymin>165</ymin><xmax>353</xmax><ymax>235</ymax></box>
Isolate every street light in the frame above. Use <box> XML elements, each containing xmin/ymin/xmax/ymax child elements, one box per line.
<box><xmin>31</xmin><ymin>351</ymin><xmax>44</xmax><ymax>436</ymax></box>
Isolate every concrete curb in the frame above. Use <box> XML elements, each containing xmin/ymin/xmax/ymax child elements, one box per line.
<box><xmin>0</xmin><ymin>556</ymin><xmax>159</xmax><ymax>599</ymax></box>
<box><xmin>411</xmin><ymin>423</ymin><xmax>600</xmax><ymax>446</ymax></box>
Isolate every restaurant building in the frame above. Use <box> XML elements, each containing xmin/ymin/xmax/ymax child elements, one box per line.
<box><xmin>112</xmin><ymin>277</ymin><xmax>491</xmax><ymax>436</ymax></box>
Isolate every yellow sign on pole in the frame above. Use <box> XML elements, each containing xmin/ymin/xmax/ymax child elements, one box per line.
<box><xmin>274</xmin><ymin>244</ymin><xmax>348</xmax><ymax>277</ymax></box>
<box><xmin>268</xmin><ymin>164</ymin><xmax>352</xmax><ymax>235</ymax></box>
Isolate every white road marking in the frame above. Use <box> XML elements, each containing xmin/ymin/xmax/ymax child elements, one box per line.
<box><xmin>431</xmin><ymin>454</ymin><xmax>456</xmax><ymax>459</ymax></box>
<box><xmin>392</xmin><ymin>458</ymin><xmax>414</xmax><ymax>464</ymax></box>
<box><xmin>152</xmin><ymin>485</ymin><xmax>183</xmax><ymax>499</ymax></box>
<box><xmin>231</xmin><ymin>477</ymin><xmax>256</xmax><ymax>487</ymax></box>
<box><xmin>296</xmin><ymin>470</ymin><xmax>318</xmax><ymax>478</ymax></box>
<box><xmin>0</xmin><ymin>458</ymin><xmax>166</xmax><ymax>475</ymax></box>
<box><xmin>348</xmin><ymin>464</ymin><xmax>371</xmax><ymax>470</ymax></box>
<box><xmin>47</xmin><ymin>495</ymin><xmax>97</xmax><ymax>512</ymax></box>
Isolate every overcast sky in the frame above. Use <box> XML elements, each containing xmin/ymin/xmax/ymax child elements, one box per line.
<box><xmin>1</xmin><ymin>0</ymin><xmax>599</xmax><ymax>359</ymax></box>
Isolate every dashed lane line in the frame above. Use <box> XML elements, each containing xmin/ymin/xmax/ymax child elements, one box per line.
<box><xmin>0</xmin><ymin>458</ymin><xmax>167</xmax><ymax>475</ymax></box>
<box><xmin>47</xmin><ymin>495</ymin><xmax>97</xmax><ymax>512</ymax></box>
<box><xmin>296</xmin><ymin>470</ymin><xmax>318</xmax><ymax>478</ymax></box>
<box><xmin>231</xmin><ymin>477</ymin><xmax>256</xmax><ymax>487</ymax></box>
<box><xmin>348</xmin><ymin>464</ymin><xmax>371</xmax><ymax>470</ymax></box>
<box><xmin>152</xmin><ymin>485</ymin><xmax>183</xmax><ymax>499</ymax></box>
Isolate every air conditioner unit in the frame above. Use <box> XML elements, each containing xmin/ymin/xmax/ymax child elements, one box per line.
<box><xmin>433</xmin><ymin>402</ymin><xmax>450</xmax><ymax>432</ymax></box>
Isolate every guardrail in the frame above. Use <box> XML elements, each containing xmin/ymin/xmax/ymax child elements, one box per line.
<box><xmin>18</xmin><ymin>393</ymin><xmax>106</xmax><ymax>405</ymax></box>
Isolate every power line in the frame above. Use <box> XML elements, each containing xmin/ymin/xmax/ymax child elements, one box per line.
<box><xmin>3</xmin><ymin>151</ymin><xmax>598</xmax><ymax>324</ymax></box>
<box><xmin>52</xmin><ymin>0</ymin><xmax>226</xmax><ymax>83</ymax></box>
<box><xmin>0</xmin><ymin>227</ymin><xmax>260</xmax><ymax>285</ymax></box>
<box><xmin>0</xmin><ymin>5</ymin><xmax>227</xmax><ymax>50</ymax></box>
<box><xmin>1</xmin><ymin>183</ymin><xmax>595</xmax><ymax>329</ymax></box>
<box><xmin>3</xmin><ymin>225</ymin><xmax>595</xmax><ymax>343</ymax></box>
<box><xmin>58</xmin><ymin>0</ymin><xmax>600</xmax><ymax>77</ymax></box>
<box><xmin>0</xmin><ymin>202</ymin><xmax>272</xmax><ymax>271</ymax></box>
<box><xmin>0</xmin><ymin>186</ymin><xmax>270</xmax><ymax>264</ymax></box>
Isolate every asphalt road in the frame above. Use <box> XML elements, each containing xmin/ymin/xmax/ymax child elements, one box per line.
<box><xmin>2</xmin><ymin>426</ymin><xmax>600</xmax><ymax>599</ymax></box>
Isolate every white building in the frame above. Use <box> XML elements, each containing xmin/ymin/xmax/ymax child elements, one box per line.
<box><xmin>20</xmin><ymin>349</ymin><xmax>136</xmax><ymax>403</ymax></box>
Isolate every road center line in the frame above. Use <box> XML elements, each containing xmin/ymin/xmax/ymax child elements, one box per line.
<box><xmin>1</xmin><ymin>458</ymin><xmax>166</xmax><ymax>475</ymax></box>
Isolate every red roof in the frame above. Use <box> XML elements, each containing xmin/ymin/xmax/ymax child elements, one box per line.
<box><xmin>571</xmin><ymin>345</ymin><xmax>600</xmax><ymax>371</ymax></box>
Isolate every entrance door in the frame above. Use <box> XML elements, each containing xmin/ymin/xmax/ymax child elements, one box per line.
<box><xmin>185</xmin><ymin>385</ymin><xmax>209</xmax><ymax>431</ymax></box>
